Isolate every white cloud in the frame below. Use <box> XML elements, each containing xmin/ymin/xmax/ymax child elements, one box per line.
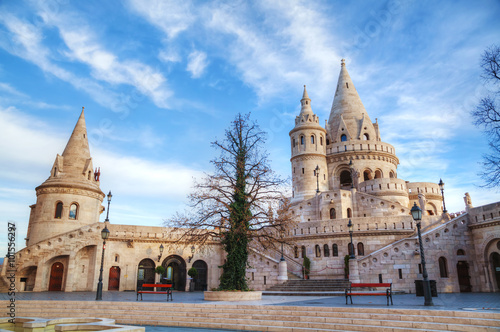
<box><xmin>0</xmin><ymin>14</ymin><xmax>125</xmax><ymax>112</ymax></box>
<box><xmin>34</xmin><ymin>4</ymin><xmax>173</xmax><ymax>109</ymax></box>
<box><xmin>127</xmin><ymin>0</ymin><xmax>195</xmax><ymax>39</ymax></box>
<box><xmin>186</xmin><ymin>50</ymin><xmax>208</xmax><ymax>78</ymax></box>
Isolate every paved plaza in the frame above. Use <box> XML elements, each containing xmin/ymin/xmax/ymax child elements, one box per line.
<box><xmin>2</xmin><ymin>291</ymin><xmax>500</xmax><ymax>312</ymax></box>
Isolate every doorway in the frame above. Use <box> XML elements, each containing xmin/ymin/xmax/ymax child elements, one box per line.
<box><xmin>108</xmin><ymin>266</ymin><xmax>120</xmax><ymax>291</ymax></box>
<box><xmin>457</xmin><ymin>261</ymin><xmax>472</xmax><ymax>292</ymax></box>
<box><xmin>48</xmin><ymin>262</ymin><xmax>64</xmax><ymax>291</ymax></box>
<box><xmin>137</xmin><ymin>259</ymin><xmax>155</xmax><ymax>290</ymax></box>
<box><xmin>490</xmin><ymin>252</ymin><xmax>500</xmax><ymax>291</ymax></box>
<box><xmin>162</xmin><ymin>255</ymin><xmax>186</xmax><ymax>291</ymax></box>
<box><xmin>192</xmin><ymin>260</ymin><xmax>208</xmax><ymax>291</ymax></box>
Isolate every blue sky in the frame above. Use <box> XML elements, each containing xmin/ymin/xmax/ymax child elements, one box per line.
<box><xmin>1</xmin><ymin>0</ymin><xmax>500</xmax><ymax>254</ymax></box>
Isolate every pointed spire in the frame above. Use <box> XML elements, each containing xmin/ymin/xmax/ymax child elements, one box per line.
<box><xmin>300</xmin><ymin>85</ymin><xmax>313</xmax><ymax>115</ymax></box>
<box><xmin>62</xmin><ymin>107</ymin><xmax>91</xmax><ymax>161</ymax></box>
<box><xmin>328</xmin><ymin>59</ymin><xmax>376</xmax><ymax>142</ymax></box>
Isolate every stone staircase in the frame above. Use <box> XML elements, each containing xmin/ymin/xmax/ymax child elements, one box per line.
<box><xmin>265</xmin><ymin>279</ymin><xmax>350</xmax><ymax>295</ymax></box>
<box><xmin>10</xmin><ymin>300</ymin><xmax>500</xmax><ymax>331</ymax></box>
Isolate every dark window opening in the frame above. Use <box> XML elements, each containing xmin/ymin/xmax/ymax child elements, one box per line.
<box><xmin>301</xmin><ymin>136</ymin><xmax>305</xmax><ymax>145</ymax></box>
<box><xmin>398</xmin><ymin>269</ymin><xmax>403</xmax><ymax>279</ymax></box>
<box><xmin>341</xmin><ymin>134</ymin><xmax>347</xmax><ymax>142</ymax></box>
<box><xmin>55</xmin><ymin>202</ymin><xmax>63</xmax><ymax>219</ymax></box>
<box><xmin>332</xmin><ymin>244</ymin><xmax>338</xmax><ymax>257</ymax></box>
<box><xmin>315</xmin><ymin>245</ymin><xmax>321</xmax><ymax>257</ymax></box>
<box><xmin>357</xmin><ymin>242</ymin><xmax>364</xmax><ymax>256</ymax></box>
<box><xmin>439</xmin><ymin>257</ymin><xmax>448</xmax><ymax>278</ymax></box>
<box><xmin>330</xmin><ymin>208</ymin><xmax>336</xmax><ymax>219</ymax></box>
<box><xmin>323</xmin><ymin>244</ymin><xmax>330</xmax><ymax>257</ymax></box>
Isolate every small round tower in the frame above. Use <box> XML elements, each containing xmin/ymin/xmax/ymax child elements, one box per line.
<box><xmin>289</xmin><ymin>86</ymin><xmax>328</xmax><ymax>202</ymax></box>
<box><xmin>26</xmin><ymin>108</ymin><xmax>105</xmax><ymax>246</ymax></box>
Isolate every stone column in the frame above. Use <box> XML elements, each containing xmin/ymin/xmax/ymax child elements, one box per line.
<box><xmin>33</xmin><ymin>259</ymin><xmax>46</xmax><ymax>292</ymax></box>
<box><xmin>64</xmin><ymin>253</ymin><xmax>77</xmax><ymax>292</ymax></box>
<box><xmin>349</xmin><ymin>259</ymin><xmax>360</xmax><ymax>283</ymax></box>
<box><xmin>277</xmin><ymin>260</ymin><xmax>288</xmax><ymax>283</ymax></box>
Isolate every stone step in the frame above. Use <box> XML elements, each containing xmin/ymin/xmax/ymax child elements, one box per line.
<box><xmin>17</xmin><ymin>307</ymin><xmax>500</xmax><ymax>329</ymax></box>
<box><xmin>14</xmin><ymin>301</ymin><xmax>500</xmax><ymax>332</ymax></box>
<box><xmin>15</xmin><ymin>301</ymin><xmax>500</xmax><ymax>320</ymax></box>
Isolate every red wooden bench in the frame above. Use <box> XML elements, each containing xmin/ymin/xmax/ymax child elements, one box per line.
<box><xmin>345</xmin><ymin>282</ymin><xmax>393</xmax><ymax>306</ymax></box>
<box><xmin>137</xmin><ymin>283</ymin><xmax>173</xmax><ymax>301</ymax></box>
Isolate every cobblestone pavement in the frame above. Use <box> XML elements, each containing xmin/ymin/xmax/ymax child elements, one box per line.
<box><xmin>2</xmin><ymin>291</ymin><xmax>500</xmax><ymax>312</ymax></box>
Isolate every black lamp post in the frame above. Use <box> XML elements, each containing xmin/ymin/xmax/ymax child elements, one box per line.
<box><xmin>96</xmin><ymin>191</ymin><xmax>112</xmax><ymax>301</ymax></box>
<box><xmin>347</xmin><ymin>219</ymin><xmax>355</xmax><ymax>259</ymax></box>
<box><xmin>438</xmin><ymin>179</ymin><xmax>447</xmax><ymax>213</ymax></box>
<box><xmin>158</xmin><ymin>244</ymin><xmax>164</xmax><ymax>262</ymax></box>
<box><xmin>104</xmin><ymin>191</ymin><xmax>112</xmax><ymax>222</ymax></box>
<box><xmin>315</xmin><ymin>165</ymin><xmax>320</xmax><ymax>193</ymax></box>
<box><xmin>411</xmin><ymin>202</ymin><xmax>433</xmax><ymax>306</ymax></box>
<box><xmin>349</xmin><ymin>159</ymin><xmax>354</xmax><ymax>189</ymax></box>
<box><xmin>96</xmin><ymin>225</ymin><xmax>110</xmax><ymax>300</ymax></box>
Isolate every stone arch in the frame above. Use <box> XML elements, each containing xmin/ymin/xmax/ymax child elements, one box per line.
<box><xmin>74</xmin><ymin>245</ymin><xmax>97</xmax><ymax>291</ymax></box>
<box><xmin>339</xmin><ymin>170</ymin><xmax>352</xmax><ymax>188</ymax></box>
<box><xmin>137</xmin><ymin>258</ymin><xmax>155</xmax><ymax>290</ymax></box>
<box><xmin>363</xmin><ymin>169</ymin><xmax>373</xmax><ymax>181</ymax></box>
<box><xmin>45</xmin><ymin>255</ymin><xmax>69</xmax><ymax>291</ymax></box>
<box><xmin>162</xmin><ymin>255</ymin><xmax>187</xmax><ymax>291</ymax></box>
<box><xmin>192</xmin><ymin>260</ymin><xmax>208</xmax><ymax>291</ymax></box>
<box><xmin>389</xmin><ymin>171</ymin><xmax>396</xmax><ymax>178</ymax></box>
<box><xmin>428</xmin><ymin>202</ymin><xmax>437</xmax><ymax>216</ymax></box>
<box><xmin>374</xmin><ymin>169</ymin><xmax>383</xmax><ymax>179</ymax></box>
<box><xmin>329</xmin><ymin>208</ymin><xmax>336</xmax><ymax>219</ymax></box>
<box><xmin>17</xmin><ymin>266</ymin><xmax>37</xmax><ymax>291</ymax></box>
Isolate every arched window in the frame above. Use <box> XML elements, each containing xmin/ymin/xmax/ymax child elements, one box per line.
<box><xmin>363</xmin><ymin>170</ymin><xmax>372</xmax><ymax>181</ymax></box>
<box><xmin>340</xmin><ymin>170</ymin><xmax>352</xmax><ymax>187</ymax></box>
<box><xmin>389</xmin><ymin>171</ymin><xmax>395</xmax><ymax>178</ymax></box>
<box><xmin>341</xmin><ymin>134</ymin><xmax>347</xmax><ymax>142</ymax></box>
<box><xmin>69</xmin><ymin>203</ymin><xmax>78</xmax><ymax>220</ymax></box>
<box><xmin>363</xmin><ymin>133</ymin><xmax>369</xmax><ymax>140</ymax></box>
<box><xmin>53</xmin><ymin>167</ymin><xmax>57</xmax><ymax>177</ymax></box>
<box><xmin>311</xmin><ymin>135</ymin><xmax>315</xmax><ymax>144</ymax></box>
<box><xmin>348</xmin><ymin>243</ymin><xmax>355</xmax><ymax>256</ymax></box>
<box><xmin>332</xmin><ymin>244</ymin><xmax>338</xmax><ymax>257</ymax></box>
<box><xmin>374</xmin><ymin>170</ymin><xmax>382</xmax><ymax>179</ymax></box>
<box><xmin>88</xmin><ymin>170</ymin><xmax>91</xmax><ymax>180</ymax></box>
<box><xmin>294</xmin><ymin>246</ymin><xmax>299</xmax><ymax>258</ymax></box>
<box><xmin>438</xmin><ymin>257</ymin><xmax>448</xmax><ymax>278</ymax></box>
<box><xmin>347</xmin><ymin>208</ymin><xmax>352</xmax><ymax>218</ymax></box>
<box><xmin>301</xmin><ymin>246</ymin><xmax>306</xmax><ymax>258</ymax></box>
<box><xmin>293</xmin><ymin>139</ymin><xmax>296</xmax><ymax>147</ymax></box>
<box><xmin>457</xmin><ymin>249</ymin><xmax>465</xmax><ymax>256</ymax></box>
<box><xmin>330</xmin><ymin>208</ymin><xmax>336</xmax><ymax>219</ymax></box>
<box><xmin>315</xmin><ymin>245</ymin><xmax>321</xmax><ymax>257</ymax></box>
<box><xmin>326</xmin><ymin>138</ymin><xmax>330</xmax><ymax>145</ymax></box>
<box><xmin>323</xmin><ymin>244</ymin><xmax>330</xmax><ymax>257</ymax></box>
<box><xmin>320</xmin><ymin>137</ymin><xmax>323</xmax><ymax>145</ymax></box>
<box><xmin>357</xmin><ymin>242</ymin><xmax>364</xmax><ymax>256</ymax></box>
<box><xmin>300</xmin><ymin>136</ymin><xmax>305</xmax><ymax>145</ymax></box>
<box><xmin>55</xmin><ymin>202</ymin><xmax>63</xmax><ymax>219</ymax></box>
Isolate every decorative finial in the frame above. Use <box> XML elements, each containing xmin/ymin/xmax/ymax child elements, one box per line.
<box><xmin>82</xmin><ymin>106</ymin><xmax>85</xmax><ymax>112</ymax></box>
<box><xmin>341</xmin><ymin>59</ymin><xmax>345</xmax><ymax>66</ymax></box>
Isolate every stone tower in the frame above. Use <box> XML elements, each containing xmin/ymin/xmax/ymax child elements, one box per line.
<box><xmin>26</xmin><ymin>109</ymin><xmax>105</xmax><ymax>246</ymax></box>
<box><xmin>290</xmin><ymin>86</ymin><xmax>328</xmax><ymax>203</ymax></box>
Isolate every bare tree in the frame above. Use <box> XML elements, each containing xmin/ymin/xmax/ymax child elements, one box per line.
<box><xmin>472</xmin><ymin>45</ymin><xmax>500</xmax><ymax>188</ymax></box>
<box><xmin>165</xmin><ymin>113</ymin><xmax>294</xmax><ymax>290</ymax></box>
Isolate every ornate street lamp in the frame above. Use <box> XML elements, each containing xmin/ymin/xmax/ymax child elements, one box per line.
<box><xmin>349</xmin><ymin>159</ymin><xmax>354</xmax><ymax>189</ymax></box>
<box><xmin>411</xmin><ymin>202</ymin><xmax>433</xmax><ymax>306</ymax></box>
<box><xmin>158</xmin><ymin>244</ymin><xmax>164</xmax><ymax>262</ymax></box>
<box><xmin>347</xmin><ymin>219</ymin><xmax>355</xmax><ymax>259</ymax></box>
<box><xmin>438</xmin><ymin>179</ymin><xmax>447</xmax><ymax>213</ymax></box>
<box><xmin>104</xmin><ymin>191</ymin><xmax>112</xmax><ymax>222</ymax></box>
<box><xmin>96</xmin><ymin>224</ymin><xmax>110</xmax><ymax>301</ymax></box>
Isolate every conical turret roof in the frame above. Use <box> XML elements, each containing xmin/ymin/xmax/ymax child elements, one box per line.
<box><xmin>62</xmin><ymin>108</ymin><xmax>91</xmax><ymax>168</ymax></box>
<box><xmin>328</xmin><ymin>59</ymin><xmax>376</xmax><ymax>141</ymax></box>
<box><xmin>37</xmin><ymin>108</ymin><xmax>101</xmax><ymax>192</ymax></box>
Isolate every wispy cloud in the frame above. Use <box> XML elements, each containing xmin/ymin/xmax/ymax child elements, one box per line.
<box><xmin>186</xmin><ymin>50</ymin><xmax>208</xmax><ymax>78</ymax></box>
